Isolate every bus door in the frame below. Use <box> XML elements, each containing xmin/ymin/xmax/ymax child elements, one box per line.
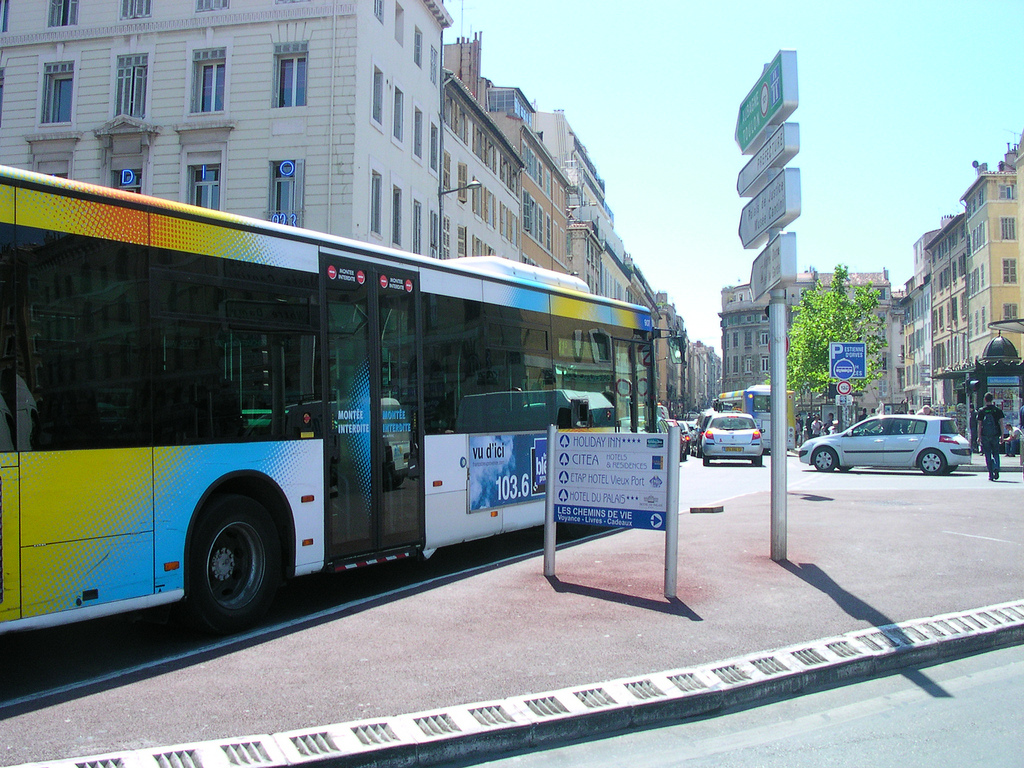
<box><xmin>322</xmin><ymin>255</ymin><xmax>422</xmax><ymax>561</ymax></box>
<box><xmin>614</xmin><ymin>339</ymin><xmax>655</xmax><ymax>431</ymax></box>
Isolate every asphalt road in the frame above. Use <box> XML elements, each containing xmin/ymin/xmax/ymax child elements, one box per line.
<box><xmin>1</xmin><ymin>455</ymin><xmax>1021</xmax><ymax>766</ymax></box>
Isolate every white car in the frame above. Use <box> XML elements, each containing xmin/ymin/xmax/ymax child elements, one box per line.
<box><xmin>701</xmin><ymin>413</ymin><xmax>763</xmax><ymax>466</ymax></box>
<box><xmin>798</xmin><ymin>414</ymin><xmax>971</xmax><ymax>475</ymax></box>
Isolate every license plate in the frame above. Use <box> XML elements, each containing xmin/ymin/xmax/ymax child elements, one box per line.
<box><xmin>725</xmin><ymin>446</ymin><xmax>743</xmax><ymax>453</ymax></box>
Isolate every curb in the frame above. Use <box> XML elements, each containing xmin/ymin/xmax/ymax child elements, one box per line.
<box><xmin>19</xmin><ymin>599</ymin><xmax>1024</xmax><ymax>768</ymax></box>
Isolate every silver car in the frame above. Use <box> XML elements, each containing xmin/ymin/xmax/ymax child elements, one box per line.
<box><xmin>798</xmin><ymin>414</ymin><xmax>971</xmax><ymax>475</ymax></box>
<box><xmin>701</xmin><ymin>413</ymin><xmax>764</xmax><ymax>466</ymax></box>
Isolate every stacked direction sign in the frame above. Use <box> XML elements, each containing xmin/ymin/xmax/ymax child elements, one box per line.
<box><xmin>736</xmin><ymin>50</ymin><xmax>799</xmax><ymax>563</ymax></box>
<box><xmin>543</xmin><ymin>425</ymin><xmax>680</xmax><ymax>598</ymax></box>
<box><xmin>737</xmin><ymin>50</ymin><xmax>800</xmax><ymax>269</ymax></box>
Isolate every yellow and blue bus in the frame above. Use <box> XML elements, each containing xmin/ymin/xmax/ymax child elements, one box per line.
<box><xmin>0</xmin><ymin>166</ymin><xmax>655</xmax><ymax>634</ymax></box>
<box><xmin>717</xmin><ymin>385</ymin><xmax>796</xmax><ymax>452</ymax></box>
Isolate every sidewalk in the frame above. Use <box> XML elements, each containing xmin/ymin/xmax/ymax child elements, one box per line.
<box><xmin>6</xmin><ymin>486</ymin><xmax>1024</xmax><ymax>768</ymax></box>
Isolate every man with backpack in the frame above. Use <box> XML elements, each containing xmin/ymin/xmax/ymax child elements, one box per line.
<box><xmin>977</xmin><ymin>392</ymin><xmax>1006</xmax><ymax>481</ymax></box>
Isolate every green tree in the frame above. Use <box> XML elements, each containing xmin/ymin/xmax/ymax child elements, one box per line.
<box><xmin>787</xmin><ymin>264</ymin><xmax>885</xmax><ymax>397</ymax></box>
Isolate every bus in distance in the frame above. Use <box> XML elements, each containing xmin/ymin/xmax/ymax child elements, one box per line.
<box><xmin>0</xmin><ymin>165</ymin><xmax>656</xmax><ymax>635</ymax></box>
<box><xmin>717</xmin><ymin>384</ymin><xmax>797</xmax><ymax>452</ymax></box>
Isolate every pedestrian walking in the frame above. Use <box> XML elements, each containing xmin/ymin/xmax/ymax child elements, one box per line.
<box><xmin>969</xmin><ymin>406</ymin><xmax>978</xmax><ymax>453</ymax></box>
<box><xmin>977</xmin><ymin>393</ymin><xmax>1006</xmax><ymax>481</ymax></box>
<box><xmin>1012</xmin><ymin>422</ymin><xmax>1024</xmax><ymax>480</ymax></box>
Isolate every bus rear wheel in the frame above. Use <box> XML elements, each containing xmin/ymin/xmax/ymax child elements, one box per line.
<box><xmin>179</xmin><ymin>494</ymin><xmax>281</xmax><ymax>634</ymax></box>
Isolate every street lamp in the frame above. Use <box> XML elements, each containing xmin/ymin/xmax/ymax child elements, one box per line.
<box><xmin>440</xmin><ymin>177</ymin><xmax>481</xmax><ymax>196</ymax></box>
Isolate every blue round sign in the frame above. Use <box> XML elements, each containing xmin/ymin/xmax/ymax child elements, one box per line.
<box><xmin>833</xmin><ymin>359</ymin><xmax>856</xmax><ymax>378</ymax></box>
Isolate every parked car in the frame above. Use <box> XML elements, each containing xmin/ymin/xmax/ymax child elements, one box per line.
<box><xmin>657</xmin><ymin>417</ymin><xmax>689</xmax><ymax>462</ymax></box>
<box><xmin>693</xmin><ymin>409</ymin><xmax>719</xmax><ymax>458</ymax></box>
<box><xmin>701</xmin><ymin>413</ymin><xmax>763</xmax><ymax>466</ymax></box>
<box><xmin>798</xmin><ymin>414</ymin><xmax>971</xmax><ymax>475</ymax></box>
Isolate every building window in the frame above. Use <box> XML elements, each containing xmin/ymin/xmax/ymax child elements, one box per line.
<box><xmin>759</xmin><ymin>331</ymin><xmax>769</xmax><ymax>346</ymax></box>
<box><xmin>190</xmin><ymin>164</ymin><xmax>221</xmax><ymax>209</ymax></box>
<box><xmin>391</xmin><ymin>186</ymin><xmax>402</xmax><ymax>246</ymax></box>
<box><xmin>196</xmin><ymin>0</ymin><xmax>228</xmax><ymax>10</ymax></box>
<box><xmin>394</xmin><ymin>3</ymin><xmax>404</xmax><ymax>45</ymax></box>
<box><xmin>413</xmin><ymin>28</ymin><xmax>422</xmax><ymax>67</ymax></box>
<box><xmin>457</xmin><ymin>225</ymin><xmax>467</xmax><ymax>257</ymax></box>
<box><xmin>1003</xmin><ymin>258</ymin><xmax>1016</xmax><ymax>284</ymax></box>
<box><xmin>1003</xmin><ymin>304</ymin><xmax>1018</xmax><ymax>321</ymax></box>
<box><xmin>48</xmin><ymin>0</ymin><xmax>78</xmax><ymax>26</ymax></box>
<box><xmin>412</xmin><ymin>200</ymin><xmax>423</xmax><ymax>255</ymax></box>
<box><xmin>42</xmin><ymin>62</ymin><xmax>74</xmax><ymax>124</ymax></box>
<box><xmin>1</xmin><ymin>0</ymin><xmax>8</xmax><ymax>32</ymax></box>
<box><xmin>113</xmin><ymin>167</ymin><xmax>142</xmax><ymax>193</ymax></box>
<box><xmin>115</xmin><ymin>54</ymin><xmax>148</xmax><ymax>118</ymax></box>
<box><xmin>413</xmin><ymin>108</ymin><xmax>423</xmax><ymax>158</ymax></box>
<box><xmin>392</xmin><ymin>87</ymin><xmax>404</xmax><ymax>141</ymax></box>
<box><xmin>374</xmin><ymin>0</ymin><xmax>383</xmax><ymax>22</ymax></box>
<box><xmin>999</xmin><ymin>184</ymin><xmax>1016</xmax><ymax>200</ymax></box>
<box><xmin>274</xmin><ymin>43</ymin><xmax>307</xmax><ymax>108</ymax></box>
<box><xmin>371</xmin><ymin>66</ymin><xmax>383</xmax><ymax>125</ymax></box>
<box><xmin>442</xmin><ymin>215</ymin><xmax>450</xmax><ymax>258</ymax></box>
<box><xmin>429</xmin><ymin>123</ymin><xmax>438</xmax><ymax>171</ymax></box>
<box><xmin>370</xmin><ymin>171</ymin><xmax>382</xmax><ymax>235</ymax></box>
<box><xmin>192</xmin><ymin>48</ymin><xmax>226</xmax><ymax>113</ymax></box>
<box><xmin>1001</xmin><ymin>217</ymin><xmax>1017</xmax><ymax>241</ymax></box>
<box><xmin>457</xmin><ymin>163</ymin><xmax>468</xmax><ymax>202</ymax></box>
<box><xmin>430</xmin><ymin>46</ymin><xmax>438</xmax><ymax>85</ymax></box>
<box><xmin>120</xmin><ymin>0</ymin><xmax>151</xmax><ymax>18</ymax></box>
<box><xmin>0</xmin><ymin>69</ymin><xmax>5</xmax><ymax>126</ymax></box>
<box><xmin>269</xmin><ymin>160</ymin><xmax>303</xmax><ymax>226</ymax></box>
<box><xmin>760</xmin><ymin>356</ymin><xmax>770</xmax><ymax>373</ymax></box>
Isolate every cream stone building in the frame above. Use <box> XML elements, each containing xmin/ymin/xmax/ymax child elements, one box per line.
<box><xmin>0</xmin><ymin>0</ymin><xmax>451</xmax><ymax>254</ymax></box>
<box><xmin>963</xmin><ymin>152</ymin><xmax>1020</xmax><ymax>360</ymax></box>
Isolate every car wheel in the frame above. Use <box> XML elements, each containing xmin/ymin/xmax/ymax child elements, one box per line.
<box><xmin>811</xmin><ymin>446</ymin><xmax>838</xmax><ymax>472</ymax></box>
<box><xmin>751</xmin><ymin>455</ymin><xmax>763</xmax><ymax>467</ymax></box>
<box><xmin>837</xmin><ymin>465</ymin><xmax>852</xmax><ymax>472</ymax></box>
<box><xmin>918</xmin><ymin>448</ymin><xmax>947</xmax><ymax>476</ymax></box>
<box><xmin>702</xmin><ymin>455</ymin><xmax>710</xmax><ymax>467</ymax></box>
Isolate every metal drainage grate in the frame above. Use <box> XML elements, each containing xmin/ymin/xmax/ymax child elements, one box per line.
<box><xmin>469</xmin><ymin>705</ymin><xmax>516</xmax><ymax>727</ymax></box>
<box><xmin>962</xmin><ymin>615</ymin><xmax>987</xmax><ymax>630</ymax></box>
<box><xmin>574</xmin><ymin>687</ymin><xmax>616</xmax><ymax>709</ymax></box>
<box><xmin>826</xmin><ymin>640</ymin><xmax>862</xmax><ymax>659</ymax></box>
<box><xmin>750</xmin><ymin>656</ymin><xmax>789</xmax><ymax>676</ymax></box>
<box><xmin>415</xmin><ymin>713</ymin><xmax>461</xmax><ymax>737</ymax></box>
<box><xmin>792</xmin><ymin>648</ymin><xmax>828</xmax><ymax>667</ymax></box>
<box><xmin>859</xmin><ymin>632</ymin><xmax>901</xmax><ymax>651</ymax></box>
<box><xmin>154</xmin><ymin>751</ymin><xmax>200</xmax><ymax>768</ymax></box>
<box><xmin>290</xmin><ymin>732</ymin><xmax>339</xmax><ymax>757</ymax></box>
<box><xmin>352</xmin><ymin>723</ymin><xmax>400</xmax><ymax>746</ymax></box>
<box><xmin>624</xmin><ymin>679</ymin><xmax>666</xmax><ymax>700</ymax></box>
<box><xmin>525</xmin><ymin>696</ymin><xmax>569</xmax><ymax>718</ymax></box>
<box><xmin>712</xmin><ymin>665</ymin><xmax>751</xmax><ymax>685</ymax></box>
<box><xmin>222</xmin><ymin>742</ymin><xmax>272</xmax><ymax>766</ymax></box>
<box><xmin>1003</xmin><ymin>606</ymin><xmax>1024</xmax><ymax>621</ymax></box>
<box><xmin>668</xmin><ymin>673</ymin><xmax>707</xmax><ymax>693</ymax></box>
<box><xmin>902</xmin><ymin>627</ymin><xmax>929</xmax><ymax>643</ymax></box>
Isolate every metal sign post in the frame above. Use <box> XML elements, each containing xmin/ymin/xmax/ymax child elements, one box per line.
<box><xmin>737</xmin><ymin>50</ymin><xmax>800</xmax><ymax>563</ymax></box>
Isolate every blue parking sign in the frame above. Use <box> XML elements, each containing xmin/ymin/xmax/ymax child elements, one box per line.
<box><xmin>829</xmin><ymin>342</ymin><xmax>867</xmax><ymax>379</ymax></box>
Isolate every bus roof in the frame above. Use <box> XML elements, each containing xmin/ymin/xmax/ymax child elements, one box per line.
<box><xmin>0</xmin><ymin>164</ymin><xmax>651</xmax><ymax>325</ymax></box>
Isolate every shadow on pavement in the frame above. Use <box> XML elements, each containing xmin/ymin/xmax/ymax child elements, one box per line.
<box><xmin>778</xmin><ymin>560</ymin><xmax>952</xmax><ymax>698</ymax></box>
<box><xmin>545</xmin><ymin>576</ymin><xmax>703</xmax><ymax>621</ymax></box>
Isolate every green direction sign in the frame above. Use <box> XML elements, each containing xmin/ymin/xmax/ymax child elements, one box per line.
<box><xmin>735</xmin><ymin>50</ymin><xmax>798</xmax><ymax>154</ymax></box>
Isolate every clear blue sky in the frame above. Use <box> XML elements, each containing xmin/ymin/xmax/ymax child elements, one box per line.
<box><xmin>441</xmin><ymin>0</ymin><xmax>1024</xmax><ymax>352</ymax></box>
